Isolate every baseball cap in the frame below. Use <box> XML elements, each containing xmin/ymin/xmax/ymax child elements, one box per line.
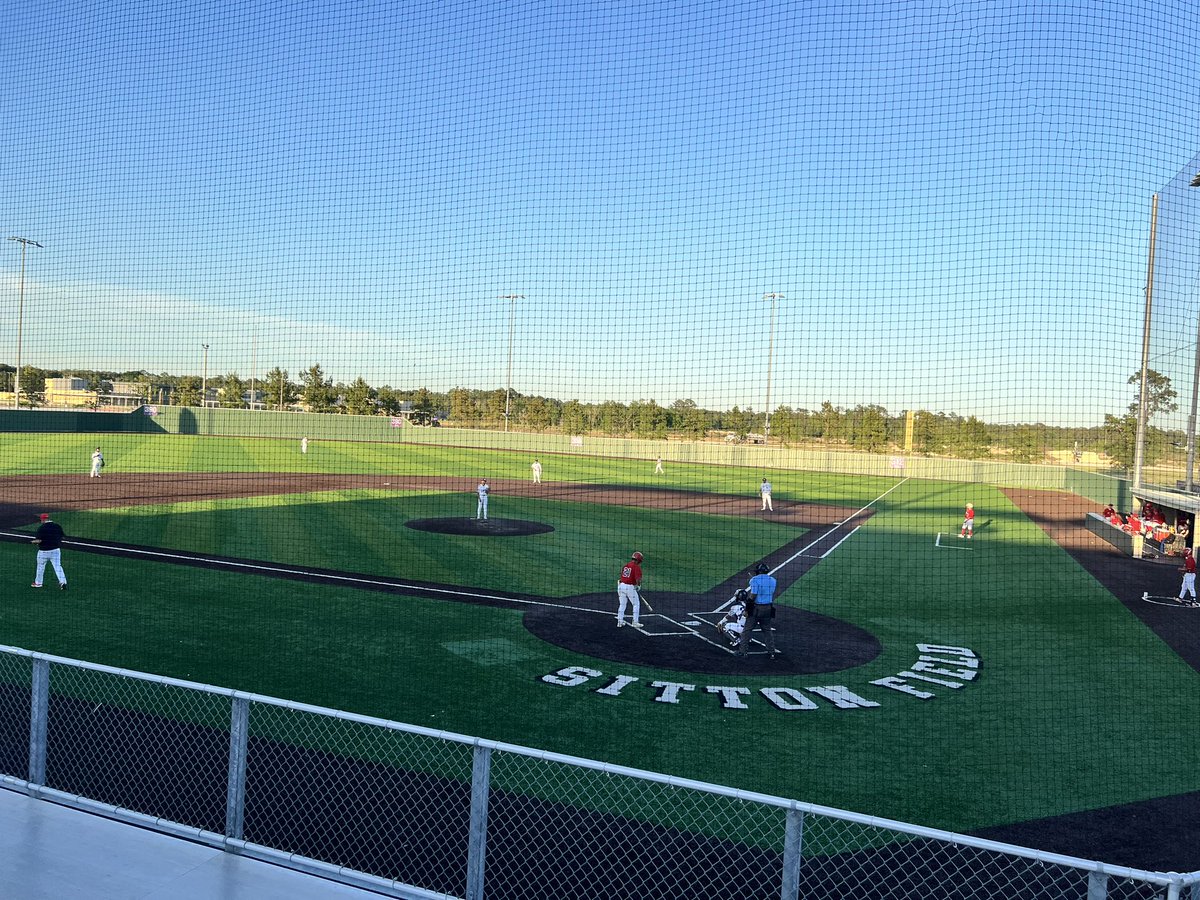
<box><xmin>38</xmin><ymin>513</ymin><xmax>50</xmax><ymax>520</ymax></box>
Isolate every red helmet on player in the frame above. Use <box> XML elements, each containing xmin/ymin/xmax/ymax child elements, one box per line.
<box><xmin>631</xmin><ymin>551</ymin><xmax>644</xmax><ymax>562</ymax></box>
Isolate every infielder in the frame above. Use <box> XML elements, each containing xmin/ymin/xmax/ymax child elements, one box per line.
<box><xmin>31</xmin><ymin>513</ymin><xmax>67</xmax><ymax>590</ymax></box>
<box><xmin>531</xmin><ymin>459</ymin><xmax>542</xmax><ymax>484</ymax></box>
<box><xmin>959</xmin><ymin>503</ymin><xmax>975</xmax><ymax>539</ymax></box>
<box><xmin>90</xmin><ymin>447</ymin><xmax>104</xmax><ymax>477</ymax></box>
<box><xmin>476</xmin><ymin>479</ymin><xmax>490</xmax><ymax>520</ymax></box>
<box><xmin>760</xmin><ymin>478</ymin><xmax>773</xmax><ymax>511</ymax></box>
<box><xmin>1180</xmin><ymin>548</ymin><xmax>1197</xmax><ymax>604</ymax></box>
<box><xmin>616</xmin><ymin>551</ymin><xmax>644</xmax><ymax>628</ymax></box>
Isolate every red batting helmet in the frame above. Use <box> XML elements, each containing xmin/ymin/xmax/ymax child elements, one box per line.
<box><xmin>631</xmin><ymin>551</ymin><xmax>644</xmax><ymax>562</ymax></box>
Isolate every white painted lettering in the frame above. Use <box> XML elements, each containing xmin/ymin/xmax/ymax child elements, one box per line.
<box><xmin>705</xmin><ymin>686</ymin><xmax>751</xmax><ymax>709</ymax></box>
<box><xmin>595</xmin><ymin>674</ymin><xmax>640</xmax><ymax>696</ymax></box>
<box><xmin>919</xmin><ymin>654</ymin><xmax>979</xmax><ymax>670</ymax></box>
<box><xmin>870</xmin><ymin>676</ymin><xmax>935</xmax><ymax>699</ymax></box>
<box><xmin>805</xmin><ymin>686</ymin><xmax>881</xmax><ymax>709</ymax></box>
<box><xmin>760</xmin><ymin>687</ymin><xmax>819</xmax><ymax>711</ymax></box>
<box><xmin>916</xmin><ymin>644</ymin><xmax>975</xmax><ymax>658</ymax></box>
<box><xmin>541</xmin><ymin>667</ymin><xmax>602</xmax><ymax>687</ymax></box>
<box><xmin>651</xmin><ymin>681</ymin><xmax>696</xmax><ymax>704</ymax></box>
<box><xmin>897</xmin><ymin>670</ymin><xmax>963</xmax><ymax>688</ymax></box>
<box><xmin>912</xmin><ymin>660</ymin><xmax>977</xmax><ymax>681</ymax></box>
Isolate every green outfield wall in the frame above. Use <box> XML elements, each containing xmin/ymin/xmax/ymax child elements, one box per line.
<box><xmin>0</xmin><ymin>405</ymin><xmax>1130</xmax><ymax>501</ymax></box>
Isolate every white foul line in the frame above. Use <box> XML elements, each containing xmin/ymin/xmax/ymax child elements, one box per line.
<box><xmin>0</xmin><ymin>531</ymin><xmax>616</xmax><ymax>615</ymax></box>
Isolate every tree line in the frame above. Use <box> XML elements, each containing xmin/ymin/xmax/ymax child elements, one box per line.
<box><xmin>0</xmin><ymin>361</ymin><xmax>1175</xmax><ymax>467</ymax></box>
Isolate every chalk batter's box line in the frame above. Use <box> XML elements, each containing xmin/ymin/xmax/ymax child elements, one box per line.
<box><xmin>1142</xmin><ymin>593</ymin><xmax>1200</xmax><ymax>609</ymax></box>
<box><xmin>934</xmin><ymin>532</ymin><xmax>975</xmax><ymax>551</ymax></box>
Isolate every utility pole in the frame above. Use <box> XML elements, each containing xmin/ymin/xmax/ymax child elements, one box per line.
<box><xmin>202</xmin><ymin>344</ymin><xmax>210</xmax><ymax>408</ymax></box>
<box><xmin>762</xmin><ymin>293</ymin><xmax>784</xmax><ymax>444</ymax></box>
<box><xmin>499</xmin><ymin>295</ymin><xmax>524</xmax><ymax>432</ymax></box>
<box><xmin>8</xmin><ymin>237</ymin><xmax>43</xmax><ymax>408</ymax></box>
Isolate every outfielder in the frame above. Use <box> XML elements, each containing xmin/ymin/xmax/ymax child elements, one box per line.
<box><xmin>959</xmin><ymin>503</ymin><xmax>975</xmax><ymax>539</ymax></box>
<box><xmin>616</xmin><ymin>551</ymin><xmax>644</xmax><ymax>628</ymax></box>
<box><xmin>1180</xmin><ymin>548</ymin><xmax>1196</xmax><ymax>604</ymax></box>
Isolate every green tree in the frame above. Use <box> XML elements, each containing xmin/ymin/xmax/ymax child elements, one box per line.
<box><xmin>174</xmin><ymin>376</ymin><xmax>201</xmax><ymax>407</ymax></box>
<box><xmin>848</xmin><ymin>404</ymin><xmax>888</xmax><ymax>452</ymax></box>
<box><xmin>630</xmin><ymin>400</ymin><xmax>668</xmax><ymax>438</ymax></box>
<box><xmin>597</xmin><ymin>401</ymin><xmax>629</xmax><ymax>435</ymax></box>
<box><xmin>449</xmin><ymin>388</ymin><xmax>479</xmax><ymax>423</ymax></box>
<box><xmin>1007</xmin><ymin>425</ymin><xmax>1045</xmax><ymax>464</ymax></box>
<box><xmin>343</xmin><ymin>377</ymin><xmax>376</xmax><ymax>415</ymax></box>
<box><xmin>218</xmin><ymin>372</ymin><xmax>248</xmax><ymax>409</ymax></box>
<box><xmin>818</xmin><ymin>401</ymin><xmax>842</xmax><ymax>442</ymax></box>
<box><xmin>912</xmin><ymin>410</ymin><xmax>948</xmax><ymax>454</ymax></box>
<box><xmin>1127</xmin><ymin>369</ymin><xmax>1177</xmax><ymax>419</ymax></box>
<box><xmin>300</xmin><ymin>364</ymin><xmax>336</xmax><ymax>413</ymax></box>
<box><xmin>521</xmin><ymin>396</ymin><xmax>554</xmax><ymax>430</ymax></box>
<box><xmin>263</xmin><ymin>368</ymin><xmax>297</xmax><ymax>411</ymax></box>
<box><xmin>561</xmin><ymin>400</ymin><xmax>586</xmax><ymax>434</ymax></box>
<box><xmin>671</xmin><ymin>399</ymin><xmax>709</xmax><ymax>439</ymax></box>
<box><xmin>948</xmin><ymin>416</ymin><xmax>991</xmax><ymax>459</ymax></box>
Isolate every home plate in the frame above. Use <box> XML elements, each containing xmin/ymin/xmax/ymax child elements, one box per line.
<box><xmin>684</xmin><ymin>620</ymin><xmax>703</xmax><ymax>626</ymax></box>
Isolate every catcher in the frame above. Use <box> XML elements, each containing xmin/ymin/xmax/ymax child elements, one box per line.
<box><xmin>717</xmin><ymin>590</ymin><xmax>750</xmax><ymax>647</ymax></box>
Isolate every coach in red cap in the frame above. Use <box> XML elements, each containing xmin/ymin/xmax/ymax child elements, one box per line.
<box><xmin>31</xmin><ymin>513</ymin><xmax>67</xmax><ymax>590</ymax></box>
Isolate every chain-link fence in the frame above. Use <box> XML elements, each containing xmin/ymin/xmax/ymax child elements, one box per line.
<box><xmin>0</xmin><ymin>643</ymin><xmax>1194</xmax><ymax>900</ymax></box>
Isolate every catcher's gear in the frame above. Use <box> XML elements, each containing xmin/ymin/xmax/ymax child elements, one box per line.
<box><xmin>734</xmin><ymin>588</ymin><xmax>751</xmax><ymax>602</ymax></box>
<box><xmin>631</xmin><ymin>551</ymin><xmax>644</xmax><ymax>562</ymax></box>
<box><xmin>754</xmin><ymin>562</ymin><xmax>769</xmax><ymax>574</ymax></box>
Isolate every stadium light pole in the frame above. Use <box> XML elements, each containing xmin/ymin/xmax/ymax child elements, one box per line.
<box><xmin>499</xmin><ymin>295</ymin><xmax>523</xmax><ymax>432</ymax></box>
<box><xmin>762</xmin><ymin>293</ymin><xmax>784</xmax><ymax>444</ymax></box>
<box><xmin>8</xmin><ymin>237</ymin><xmax>43</xmax><ymax>409</ymax></box>
<box><xmin>1187</xmin><ymin>177</ymin><xmax>1200</xmax><ymax>491</ymax></box>
<box><xmin>201</xmin><ymin>344</ymin><xmax>210</xmax><ymax>409</ymax></box>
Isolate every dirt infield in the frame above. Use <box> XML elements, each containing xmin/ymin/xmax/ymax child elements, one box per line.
<box><xmin>0</xmin><ymin>472</ymin><xmax>847</xmax><ymax>529</ymax></box>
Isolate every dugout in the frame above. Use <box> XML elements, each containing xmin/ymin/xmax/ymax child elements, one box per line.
<box><xmin>1111</xmin><ymin>486</ymin><xmax>1198</xmax><ymax>558</ymax></box>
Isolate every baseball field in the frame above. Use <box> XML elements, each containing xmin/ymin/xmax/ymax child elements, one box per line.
<box><xmin>2</xmin><ymin>430</ymin><xmax>1198</xmax><ymax>870</ymax></box>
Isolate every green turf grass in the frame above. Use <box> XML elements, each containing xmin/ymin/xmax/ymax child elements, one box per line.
<box><xmin>6</xmin><ymin>433</ymin><xmax>1200</xmax><ymax>839</ymax></box>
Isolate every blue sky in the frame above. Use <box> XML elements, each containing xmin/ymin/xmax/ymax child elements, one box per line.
<box><xmin>3</xmin><ymin>0</ymin><xmax>1200</xmax><ymax>426</ymax></box>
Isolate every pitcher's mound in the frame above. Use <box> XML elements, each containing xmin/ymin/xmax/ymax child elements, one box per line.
<box><xmin>405</xmin><ymin>518</ymin><xmax>554</xmax><ymax>537</ymax></box>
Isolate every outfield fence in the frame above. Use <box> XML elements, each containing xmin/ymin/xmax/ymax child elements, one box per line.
<box><xmin>0</xmin><ymin>644</ymin><xmax>1192</xmax><ymax>900</ymax></box>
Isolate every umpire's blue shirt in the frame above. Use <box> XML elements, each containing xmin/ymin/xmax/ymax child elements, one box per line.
<box><xmin>749</xmin><ymin>573</ymin><xmax>777</xmax><ymax>604</ymax></box>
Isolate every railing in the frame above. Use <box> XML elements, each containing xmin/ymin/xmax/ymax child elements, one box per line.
<box><xmin>0</xmin><ymin>643</ymin><xmax>1193</xmax><ymax>900</ymax></box>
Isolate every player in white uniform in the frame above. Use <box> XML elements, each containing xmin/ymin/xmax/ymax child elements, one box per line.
<box><xmin>760</xmin><ymin>478</ymin><xmax>773</xmax><ymax>511</ymax></box>
<box><xmin>476</xmin><ymin>479</ymin><xmax>490</xmax><ymax>520</ymax></box>
<box><xmin>531</xmin><ymin>459</ymin><xmax>542</xmax><ymax>483</ymax></box>
<box><xmin>90</xmin><ymin>447</ymin><xmax>104</xmax><ymax>477</ymax></box>
<box><xmin>717</xmin><ymin>590</ymin><xmax>749</xmax><ymax>646</ymax></box>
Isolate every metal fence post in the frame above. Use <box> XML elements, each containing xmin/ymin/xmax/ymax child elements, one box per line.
<box><xmin>466</xmin><ymin>744</ymin><xmax>492</xmax><ymax>900</ymax></box>
<box><xmin>1087</xmin><ymin>871</ymin><xmax>1108</xmax><ymax>899</ymax></box>
<box><xmin>27</xmin><ymin>657</ymin><xmax>50</xmax><ymax>789</ymax></box>
<box><xmin>226</xmin><ymin>694</ymin><xmax>251</xmax><ymax>842</ymax></box>
<box><xmin>781</xmin><ymin>807</ymin><xmax>805</xmax><ymax>900</ymax></box>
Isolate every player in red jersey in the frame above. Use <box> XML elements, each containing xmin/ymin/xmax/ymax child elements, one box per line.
<box><xmin>616</xmin><ymin>551</ymin><xmax>644</xmax><ymax>628</ymax></box>
<box><xmin>959</xmin><ymin>503</ymin><xmax>975</xmax><ymax>539</ymax></box>
<box><xmin>1179</xmin><ymin>548</ymin><xmax>1197</xmax><ymax>605</ymax></box>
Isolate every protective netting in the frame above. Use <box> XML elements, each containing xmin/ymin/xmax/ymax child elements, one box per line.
<box><xmin>4</xmin><ymin>0</ymin><xmax>1200</xmax><ymax>894</ymax></box>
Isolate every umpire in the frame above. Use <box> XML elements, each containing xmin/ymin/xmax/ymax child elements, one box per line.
<box><xmin>737</xmin><ymin>562</ymin><xmax>777</xmax><ymax>659</ymax></box>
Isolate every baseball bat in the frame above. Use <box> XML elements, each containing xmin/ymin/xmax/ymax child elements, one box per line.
<box><xmin>639</xmin><ymin>591</ymin><xmax>654</xmax><ymax>612</ymax></box>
